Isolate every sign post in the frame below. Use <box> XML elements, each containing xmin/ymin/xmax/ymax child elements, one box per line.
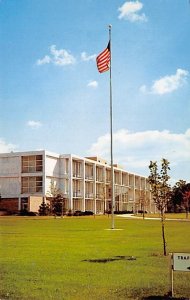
<box><xmin>169</xmin><ymin>252</ymin><xmax>190</xmax><ymax>297</ymax></box>
<box><xmin>169</xmin><ymin>253</ymin><xmax>174</xmax><ymax>297</ymax></box>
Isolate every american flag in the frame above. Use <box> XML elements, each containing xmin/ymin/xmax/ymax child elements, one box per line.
<box><xmin>96</xmin><ymin>42</ymin><xmax>110</xmax><ymax>73</ymax></box>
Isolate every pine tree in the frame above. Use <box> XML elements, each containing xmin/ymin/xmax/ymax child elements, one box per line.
<box><xmin>38</xmin><ymin>198</ymin><xmax>50</xmax><ymax>216</ymax></box>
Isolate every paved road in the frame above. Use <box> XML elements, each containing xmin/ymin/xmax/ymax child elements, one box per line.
<box><xmin>117</xmin><ymin>214</ymin><xmax>190</xmax><ymax>222</ymax></box>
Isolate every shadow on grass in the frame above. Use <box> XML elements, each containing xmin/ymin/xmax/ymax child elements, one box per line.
<box><xmin>115</xmin><ymin>286</ymin><xmax>190</xmax><ymax>300</ymax></box>
<box><xmin>142</xmin><ymin>296</ymin><xmax>189</xmax><ymax>300</ymax></box>
<box><xmin>82</xmin><ymin>255</ymin><xmax>136</xmax><ymax>263</ymax></box>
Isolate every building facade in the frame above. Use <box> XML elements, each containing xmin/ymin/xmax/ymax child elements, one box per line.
<box><xmin>0</xmin><ymin>150</ymin><xmax>156</xmax><ymax>214</ymax></box>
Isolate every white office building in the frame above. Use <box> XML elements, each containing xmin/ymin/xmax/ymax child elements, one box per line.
<box><xmin>0</xmin><ymin>150</ymin><xmax>156</xmax><ymax>214</ymax></box>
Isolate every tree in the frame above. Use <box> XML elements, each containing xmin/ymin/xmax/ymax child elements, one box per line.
<box><xmin>182</xmin><ymin>189</ymin><xmax>190</xmax><ymax>219</ymax></box>
<box><xmin>170</xmin><ymin>180</ymin><xmax>186</xmax><ymax>212</ymax></box>
<box><xmin>46</xmin><ymin>180</ymin><xmax>66</xmax><ymax>217</ymax></box>
<box><xmin>148</xmin><ymin>159</ymin><xmax>171</xmax><ymax>256</ymax></box>
<box><xmin>139</xmin><ymin>190</ymin><xmax>147</xmax><ymax>219</ymax></box>
<box><xmin>51</xmin><ymin>193</ymin><xmax>66</xmax><ymax>217</ymax></box>
<box><xmin>101</xmin><ymin>183</ymin><xmax>106</xmax><ymax>214</ymax></box>
<box><xmin>170</xmin><ymin>181</ymin><xmax>190</xmax><ymax>215</ymax></box>
<box><xmin>38</xmin><ymin>198</ymin><xmax>50</xmax><ymax>216</ymax></box>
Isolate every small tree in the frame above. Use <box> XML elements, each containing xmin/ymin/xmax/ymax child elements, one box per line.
<box><xmin>38</xmin><ymin>198</ymin><xmax>50</xmax><ymax>216</ymax></box>
<box><xmin>148</xmin><ymin>159</ymin><xmax>171</xmax><ymax>256</ymax></box>
<box><xmin>52</xmin><ymin>193</ymin><xmax>66</xmax><ymax>217</ymax></box>
<box><xmin>139</xmin><ymin>190</ymin><xmax>146</xmax><ymax>219</ymax></box>
<box><xmin>47</xmin><ymin>180</ymin><xmax>66</xmax><ymax>217</ymax></box>
<box><xmin>100</xmin><ymin>183</ymin><xmax>106</xmax><ymax>214</ymax></box>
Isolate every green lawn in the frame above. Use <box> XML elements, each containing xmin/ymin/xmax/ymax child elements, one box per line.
<box><xmin>0</xmin><ymin>216</ymin><xmax>190</xmax><ymax>300</ymax></box>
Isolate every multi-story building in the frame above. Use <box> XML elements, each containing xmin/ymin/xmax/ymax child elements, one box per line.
<box><xmin>0</xmin><ymin>150</ymin><xmax>156</xmax><ymax>214</ymax></box>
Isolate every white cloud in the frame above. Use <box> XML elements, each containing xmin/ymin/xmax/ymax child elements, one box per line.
<box><xmin>118</xmin><ymin>1</ymin><xmax>147</xmax><ymax>22</ymax></box>
<box><xmin>37</xmin><ymin>45</ymin><xmax>76</xmax><ymax>66</ymax></box>
<box><xmin>81</xmin><ymin>52</ymin><xmax>96</xmax><ymax>62</ymax></box>
<box><xmin>87</xmin><ymin>129</ymin><xmax>190</xmax><ymax>180</ymax></box>
<box><xmin>141</xmin><ymin>69</ymin><xmax>189</xmax><ymax>95</ymax></box>
<box><xmin>0</xmin><ymin>138</ymin><xmax>17</xmax><ymax>153</ymax></box>
<box><xmin>37</xmin><ymin>55</ymin><xmax>51</xmax><ymax>65</ymax></box>
<box><xmin>50</xmin><ymin>45</ymin><xmax>75</xmax><ymax>66</ymax></box>
<box><xmin>87</xmin><ymin>80</ymin><xmax>98</xmax><ymax>88</ymax></box>
<box><xmin>27</xmin><ymin>120</ymin><xmax>42</xmax><ymax>129</ymax></box>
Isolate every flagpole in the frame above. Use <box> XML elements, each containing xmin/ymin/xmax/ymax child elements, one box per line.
<box><xmin>109</xmin><ymin>24</ymin><xmax>115</xmax><ymax>229</ymax></box>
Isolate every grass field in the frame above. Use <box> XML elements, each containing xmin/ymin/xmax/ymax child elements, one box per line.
<box><xmin>0</xmin><ymin>215</ymin><xmax>190</xmax><ymax>300</ymax></box>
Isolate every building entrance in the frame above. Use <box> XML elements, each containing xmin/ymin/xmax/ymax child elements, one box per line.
<box><xmin>21</xmin><ymin>197</ymin><xmax>29</xmax><ymax>211</ymax></box>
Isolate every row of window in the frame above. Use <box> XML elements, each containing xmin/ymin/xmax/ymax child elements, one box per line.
<box><xmin>73</xmin><ymin>168</ymin><xmax>147</xmax><ymax>187</ymax></box>
<box><xmin>72</xmin><ymin>178</ymin><xmax>149</xmax><ymax>189</ymax></box>
<box><xmin>21</xmin><ymin>180</ymin><xmax>150</xmax><ymax>203</ymax></box>
<box><xmin>22</xmin><ymin>155</ymin><xmax>43</xmax><ymax>173</ymax></box>
<box><xmin>72</xmin><ymin>192</ymin><xmax>150</xmax><ymax>202</ymax></box>
<box><xmin>21</xmin><ymin>156</ymin><xmax>147</xmax><ymax>188</ymax></box>
<box><xmin>21</xmin><ymin>176</ymin><xmax>43</xmax><ymax>194</ymax></box>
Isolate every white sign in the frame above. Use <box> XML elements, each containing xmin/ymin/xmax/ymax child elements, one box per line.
<box><xmin>173</xmin><ymin>253</ymin><xmax>190</xmax><ymax>272</ymax></box>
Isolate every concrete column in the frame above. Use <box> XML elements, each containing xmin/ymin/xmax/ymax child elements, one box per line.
<box><xmin>83</xmin><ymin>160</ymin><xmax>85</xmax><ymax>211</ymax></box>
<box><xmin>69</xmin><ymin>156</ymin><xmax>73</xmax><ymax>211</ymax></box>
<box><xmin>93</xmin><ymin>163</ymin><xmax>96</xmax><ymax>214</ymax></box>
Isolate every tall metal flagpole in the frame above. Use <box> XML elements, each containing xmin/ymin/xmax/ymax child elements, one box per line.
<box><xmin>109</xmin><ymin>24</ymin><xmax>115</xmax><ymax>229</ymax></box>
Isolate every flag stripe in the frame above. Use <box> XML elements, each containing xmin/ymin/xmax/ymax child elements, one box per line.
<box><xmin>98</xmin><ymin>52</ymin><xmax>110</xmax><ymax>64</ymax></box>
<box><xmin>96</xmin><ymin>42</ymin><xmax>110</xmax><ymax>73</ymax></box>
<box><xmin>97</xmin><ymin>48</ymin><xmax>109</xmax><ymax>61</ymax></box>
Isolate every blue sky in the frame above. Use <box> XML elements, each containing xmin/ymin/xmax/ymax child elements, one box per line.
<box><xmin>0</xmin><ymin>0</ymin><xmax>190</xmax><ymax>183</ymax></box>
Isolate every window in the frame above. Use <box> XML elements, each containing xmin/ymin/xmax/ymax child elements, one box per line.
<box><xmin>106</xmin><ymin>169</ymin><xmax>111</xmax><ymax>183</ymax></box>
<box><xmin>122</xmin><ymin>173</ymin><xmax>128</xmax><ymax>186</ymax></box>
<box><xmin>85</xmin><ymin>182</ymin><xmax>94</xmax><ymax>198</ymax></box>
<box><xmin>65</xmin><ymin>159</ymin><xmax>69</xmax><ymax>174</ymax></box>
<box><xmin>73</xmin><ymin>180</ymin><xmax>82</xmax><ymax>197</ymax></box>
<box><xmin>73</xmin><ymin>161</ymin><xmax>82</xmax><ymax>177</ymax></box>
<box><xmin>115</xmin><ymin>172</ymin><xmax>120</xmax><ymax>185</ymax></box>
<box><xmin>96</xmin><ymin>167</ymin><xmax>104</xmax><ymax>182</ymax></box>
<box><xmin>85</xmin><ymin>164</ymin><xmax>93</xmax><ymax>179</ymax></box>
<box><xmin>63</xmin><ymin>179</ymin><xmax>69</xmax><ymax>194</ymax></box>
<box><xmin>129</xmin><ymin>175</ymin><xmax>134</xmax><ymax>187</ymax></box>
<box><xmin>96</xmin><ymin>183</ymin><xmax>104</xmax><ymax>199</ymax></box>
<box><xmin>21</xmin><ymin>155</ymin><xmax>43</xmax><ymax>173</ymax></box>
<box><xmin>21</xmin><ymin>176</ymin><xmax>43</xmax><ymax>193</ymax></box>
<box><xmin>135</xmin><ymin>176</ymin><xmax>140</xmax><ymax>189</ymax></box>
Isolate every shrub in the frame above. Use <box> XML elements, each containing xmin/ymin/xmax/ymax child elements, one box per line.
<box><xmin>67</xmin><ymin>209</ymin><xmax>73</xmax><ymax>216</ymax></box>
<box><xmin>38</xmin><ymin>200</ymin><xmax>50</xmax><ymax>216</ymax></box>
<box><xmin>84</xmin><ymin>211</ymin><xmax>94</xmax><ymax>215</ymax></box>
<box><xmin>19</xmin><ymin>210</ymin><xmax>37</xmax><ymax>216</ymax></box>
